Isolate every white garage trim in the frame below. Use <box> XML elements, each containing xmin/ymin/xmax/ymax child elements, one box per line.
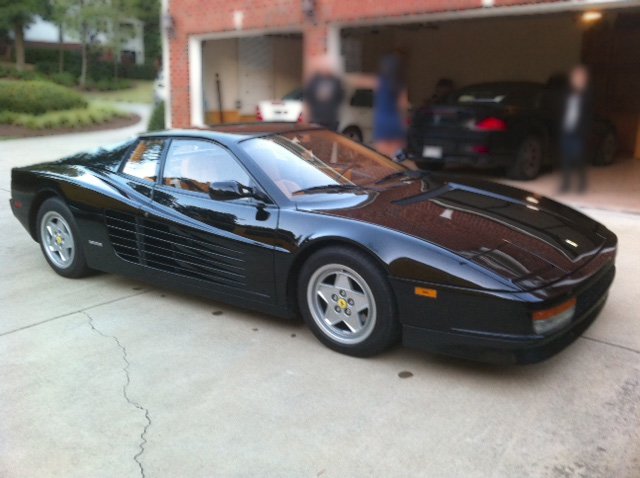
<box><xmin>161</xmin><ymin>0</ymin><xmax>172</xmax><ymax>128</ymax></box>
<box><xmin>331</xmin><ymin>0</ymin><xmax>638</xmax><ymax>29</ymax></box>
<box><xmin>188</xmin><ymin>36</ymin><xmax>205</xmax><ymax>127</ymax></box>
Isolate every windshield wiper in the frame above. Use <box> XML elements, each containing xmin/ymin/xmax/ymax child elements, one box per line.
<box><xmin>374</xmin><ymin>170</ymin><xmax>425</xmax><ymax>185</ymax></box>
<box><xmin>292</xmin><ymin>184</ymin><xmax>364</xmax><ymax>195</ymax></box>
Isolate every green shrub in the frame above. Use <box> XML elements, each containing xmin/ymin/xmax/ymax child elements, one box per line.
<box><xmin>35</xmin><ymin>60</ymin><xmax>56</xmax><ymax>75</ymax></box>
<box><xmin>84</xmin><ymin>78</ymin><xmax>132</xmax><ymax>91</ymax></box>
<box><xmin>120</xmin><ymin>63</ymin><xmax>157</xmax><ymax>80</ymax></box>
<box><xmin>50</xmin><ymin>72</ymin><xmax>76</xmax><ymax>87</ymax></box>
<box><xmin>0</xmin><ymin>104</ymin><xmax>128</xmax><ymax>130</ymax></box>
<box><xmin>0</xmin><ymin>80</ymin><xmax>86</xmax><ymax>114</ymax></box>
<box><xmin>147</xmin><ymin>101</ymin><xmax>165</xmax><ymax>131</ymax></box>
<box><xmin>0</xmin><ymin>66</ymin><xmax>40</xmax><ymax>80</ymax></box>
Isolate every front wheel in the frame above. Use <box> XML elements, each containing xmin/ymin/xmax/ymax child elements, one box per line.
<box><xmin>298</xmin><ymin>247</ymin><xmax>400</xmax><ymax>357</ymax></box>
<box><xmin>36</xmin><ymin>197</ymin><xmax>91</xmax><ymax>278</ymax></box>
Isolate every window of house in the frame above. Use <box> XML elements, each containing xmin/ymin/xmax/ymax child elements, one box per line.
<box><xmin>350</xmin><ymin>89</ymin><xmax>374</xmax><ymax>108</ymax></box>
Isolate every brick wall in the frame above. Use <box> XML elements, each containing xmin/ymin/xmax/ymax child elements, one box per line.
<box><xmin>168</xmin><ymin>0</ymin><xmax>565</xmax><ymax>127</ymax></box>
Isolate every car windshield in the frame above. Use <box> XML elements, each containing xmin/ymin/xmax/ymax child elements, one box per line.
<box><xmin>241</xmin><ymin>130</ymin><xmax>405</xmax><ymax>198</ymax></box>
<box><xmin>282</xmin><ymin>88</ymin><xmax>303</xmax><ymax>101</ymax></box>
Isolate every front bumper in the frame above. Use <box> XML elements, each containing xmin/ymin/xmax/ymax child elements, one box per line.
<box><xmin>401</xmin><ymin>264</ymin><xmax>615</xmax><ymax>365</ymax></box>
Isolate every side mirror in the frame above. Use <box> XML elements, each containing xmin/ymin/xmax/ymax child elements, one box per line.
<box><xmin>208</xmin><ymin>180</ymin><xmax>269</xmax><ymax>202</ymax></box>
<box><xmin>208</xmin><ymin>180</ymin><xmax>250</xmax><ymax>200</ymax></box>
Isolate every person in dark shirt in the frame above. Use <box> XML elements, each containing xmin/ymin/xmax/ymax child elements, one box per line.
<box><xmin>303</xmin><ymin>55</ymin><xmax>345</xmax><ymax>131</ymax></box>
<box><xmin>560</xmin><ymin>65</ymin><xmax>593</xmax><ymax>193</ymax></box>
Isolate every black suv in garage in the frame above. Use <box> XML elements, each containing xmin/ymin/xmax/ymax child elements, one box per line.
<box><xmin>407</xmin><ymin>81</ymin><xmax>617</xmax><ymax>180</ymax></box>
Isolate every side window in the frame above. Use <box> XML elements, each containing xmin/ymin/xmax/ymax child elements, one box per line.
<box><xmin>121</xmin><ymin>138</ymin><xmax>165</xmax><ymax>182</ymax></box>
<box><xmin>350</xmin><ymin>89</ymin><xmax>374</xmax><ymax>108</ymax></box>
<box><xmin>161</xmin><ymin>139</ymin><xmax>251</xmax><ymax>194</ymax></box>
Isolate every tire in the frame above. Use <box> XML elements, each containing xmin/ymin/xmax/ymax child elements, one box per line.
<box><xmin>342</xmin><ymin>126</ymin><xmax>363</xmax><ymax>143</ymax></box>
<box><xmin>298</xmin><ymin>246</ymin><xmax>400</xmax><ymax>357</ymax></box>
<box><xmin>415</xmin><ymin>161</ymin><xmax>443</xmax><ymax>172</ymax></box>
<box><xmin>593</xmin><ymin>130</ymin><xmax>616</xmax><ymax>166</ymax></box>
<box><xmin>36</xmin><ymin>197</ymin><xmax>91</xmax><ymax>278</ymax></box>
<box><xmin>507</xmin><ymin>136</ymin><xmax>543</xmax><ymax>180</ymax></box>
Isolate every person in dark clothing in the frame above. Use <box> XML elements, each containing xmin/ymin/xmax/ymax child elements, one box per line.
<box><xmin>560</xmin><ymin>65</ymin><xmax>593</xmax><ymax>193</ymax></box>
<box><xmin>303</xmin><ymin>55</ymin><xmax>345</xmax><ymax>131</ymax></box>
<box><xmin>427</xmin><ymin>78</ymin><xmax>455</xmax><ymax>106</ymax></box>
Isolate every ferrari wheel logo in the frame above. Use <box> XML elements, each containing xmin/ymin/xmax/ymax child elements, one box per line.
<box><xmin>337</xmin><ymin>298</ymin><xmax>348</xmax><ymax>310</ymax></box>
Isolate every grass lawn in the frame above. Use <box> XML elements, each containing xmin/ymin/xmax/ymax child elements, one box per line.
<box><xmin>81</xmin><ymin>80</ymin><xmax>154</xmax><ymax>104</ymax></box>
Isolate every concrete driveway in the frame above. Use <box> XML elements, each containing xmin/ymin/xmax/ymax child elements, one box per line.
<box><xmin>1</xmin><ymin>115</ymin><xmax>639</xmax><ymax>477</ymax></box>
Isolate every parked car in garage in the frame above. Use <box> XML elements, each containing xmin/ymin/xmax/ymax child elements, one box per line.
<box><xmin>10</xmin><ymin>124</ymin><xmax>617</xmax><ymax>364</ymax></box>
<box><xmin>407</xmin><ymin>81</ymin><xmax>617</xmax><ymax>180</ymax></box>
<box><xmin>257</xmin><ymin>81</ymin><xmax>375</xmax><ymax>143</ymax></box>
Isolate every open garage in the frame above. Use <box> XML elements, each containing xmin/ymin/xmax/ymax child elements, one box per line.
<box><xmin>338</xmin><ymin>6</ymin><xmax>640</xmax><ymax>210</ymax></box>
<box><xmin>197</xmin><ymin>33</ymin><xmax>303</xmax><ymax>125</ymax></box>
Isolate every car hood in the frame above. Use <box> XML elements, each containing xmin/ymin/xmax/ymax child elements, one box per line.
<box><xmin>298</xmin><ymin>174</ymin><xmax>611</xmax><ymax>291</ymax></box>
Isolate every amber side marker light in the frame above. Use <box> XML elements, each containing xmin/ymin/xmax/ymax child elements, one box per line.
<box><xmin>532</xmin><ymin>298</ymin><xmax>576</xmax><ymax>334</ymax></box>
<box><xmin>415</xmin><ymin>287</ymin><xmax>438</xmax><ymax>299</ymax></box>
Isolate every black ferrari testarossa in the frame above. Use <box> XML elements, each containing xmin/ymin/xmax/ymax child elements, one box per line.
<box><xmin>10</xmin><ymin>124</ymin><xmax>616</xmax><ymax>363</ymax></box>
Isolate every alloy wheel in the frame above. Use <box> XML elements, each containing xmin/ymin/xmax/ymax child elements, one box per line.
<box><xmin>40</xmin><ymin>211</ymin><xmax>75</xmax><ymax>269</ymax></box>
<box><xmin>307</xmin><ymin>264</ymin><xmax>377</xmax><ymax>345</ymax></box>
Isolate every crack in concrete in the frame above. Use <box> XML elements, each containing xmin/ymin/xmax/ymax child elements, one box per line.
<box><xmin>580</xmin><ymin>335</ymin><xmax>640</xmax><ymax>355</ymax></box>
<box><xmin>0</xmin><ymin>290</ymin><xmax>152</xmax><ymax>338</ymax></box>
<box><xmin>85</xmin><ymin>311</ymin><xmax>151</xmax><ymax>478</ymax></box>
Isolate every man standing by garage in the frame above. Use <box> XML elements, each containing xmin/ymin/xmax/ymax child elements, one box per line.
<box><xmin>303</xmin><ymin>55</ymin><xmax>345</xmax><ymax>132</ymax></box>
<box><xmin>560</xmin><ymin>65</ymin><xmax>593</xmax><ymax>193</ymax></box>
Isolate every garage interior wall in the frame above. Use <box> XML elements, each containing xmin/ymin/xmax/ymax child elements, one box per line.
<box><xmin>345</xmin><ymin>14</ymin><xmax>582</xmax><ymax>105</ymax></box>
<box><xmin>202</xmin><ymin>35</ymin><xmax>302</xmax><ymax>124</ymax></box>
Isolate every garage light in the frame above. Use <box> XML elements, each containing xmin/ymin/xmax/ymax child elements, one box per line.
<box><xmin>581</xmin><ymin>11</ymin><xmax>603</xmax><ymax>23</ymax></box>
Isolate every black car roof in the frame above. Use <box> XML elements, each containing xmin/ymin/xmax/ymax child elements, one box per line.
<box><xmin>139</xmin><ymin>123</ymin><xmax>322</xmax><ymax>145</ymax></box>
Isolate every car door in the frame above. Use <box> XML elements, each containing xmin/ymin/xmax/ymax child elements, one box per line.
<box><xmin>145</xmin><ymin>137</ymin><xmax>279</xmax><ymax>304</ymax></box>
<box><xmin>102</xmin><ymin>137</ymin><xmax>168</xmax><ymax>266</ymax></box>
<box><xmin>344</xmin><ymin>88</ymin><xmax>374</xmax><ymax>142</ymax></box>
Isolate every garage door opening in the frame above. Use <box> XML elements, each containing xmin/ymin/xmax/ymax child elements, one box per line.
<box><xmin>201</xmin><ymin>33</ymin><xmax>303</xmax><ymax>125</ymax></box>
<box><xmin>340</xmin><ymin>7</ymin><xmax>640</xmax><ymax>211</ymax></box>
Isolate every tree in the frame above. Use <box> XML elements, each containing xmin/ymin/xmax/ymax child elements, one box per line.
<box><xmin>43</xmin><ymin>0</ymin><xmax>71</xmax><ymax>73</ymax></box>
<box><xmin>52</xmin><ymin>0</ymin><xmax>112</xmax><ymax>87</ymax></box>
<box><xmin>132</xmin><ymin>0</ymin><xmax>160</xmax><ymax>66</ymax></box>
<box><xmin>0</xmin><ymin>0</ymin><xmax>47</xmax><ymax>71</ymax></box>
<box><xmin>52</xmin><ymin>0</ymin><xmax>138</xmax><ymax>86</ymax></box>
<box><xmin>105</xmin><ymin>0</ymin><xmax>137</xmax><ymax>79</ymax></box>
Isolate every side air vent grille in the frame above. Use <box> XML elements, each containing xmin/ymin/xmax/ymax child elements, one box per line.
<box><xmin>140</xmin><ymin>219</ymin><xmax>246</xmax><ymax>288</ymax></box>
<box><xmin>105</xmin><ymin>211</ymin><xmax>141</xmax><ymax>263</ymax></box>
<box><xmin>104</xmin><ymin>210</ymin><xmax>246</xmax><ymax>287</ymax></box>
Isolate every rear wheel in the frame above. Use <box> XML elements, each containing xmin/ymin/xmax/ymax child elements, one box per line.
<box><xmin>415</xmin><ymin>161</ymin><xmax>443</xmax><ymax>172</ymax></box>
<box><xmin>342</xmin><ymin>126</ymin><xmax>363</xmax><ymax>143</ymax></box>
<box><xmin>507</xmin><ymin>136</ymin><xmax>543</xmax><ymax>180</ymax></box>
<box><xmin>298</xmin><ymin>247</ymin><xmax>400</xmax><ymax>357</ymax></box>
<box><xmin>36</xmin><ymin>197</ymin><xmax>91</xmax><ymax>278</ymax></box>
<box><xmin>593</xmin><ymin>130</ymin><xmax>616</xmax><ymax>166</ymax></box>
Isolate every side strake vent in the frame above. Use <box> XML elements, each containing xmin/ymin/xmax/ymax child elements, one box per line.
<box><xmin>105</xmin><ymin>210</ymin><xmax>246</xmax><ymax>287</ymax></box>
<box><xmin>105</xmin><ymin>211</ymin><xmax>140</xmax><ymax>263</ymax></box>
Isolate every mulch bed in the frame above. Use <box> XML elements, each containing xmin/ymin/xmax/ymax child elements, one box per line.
<box><xmin>0</xmin><ymin>113</ymin><xmax>140</xmax><ymax>139</ymax></box>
